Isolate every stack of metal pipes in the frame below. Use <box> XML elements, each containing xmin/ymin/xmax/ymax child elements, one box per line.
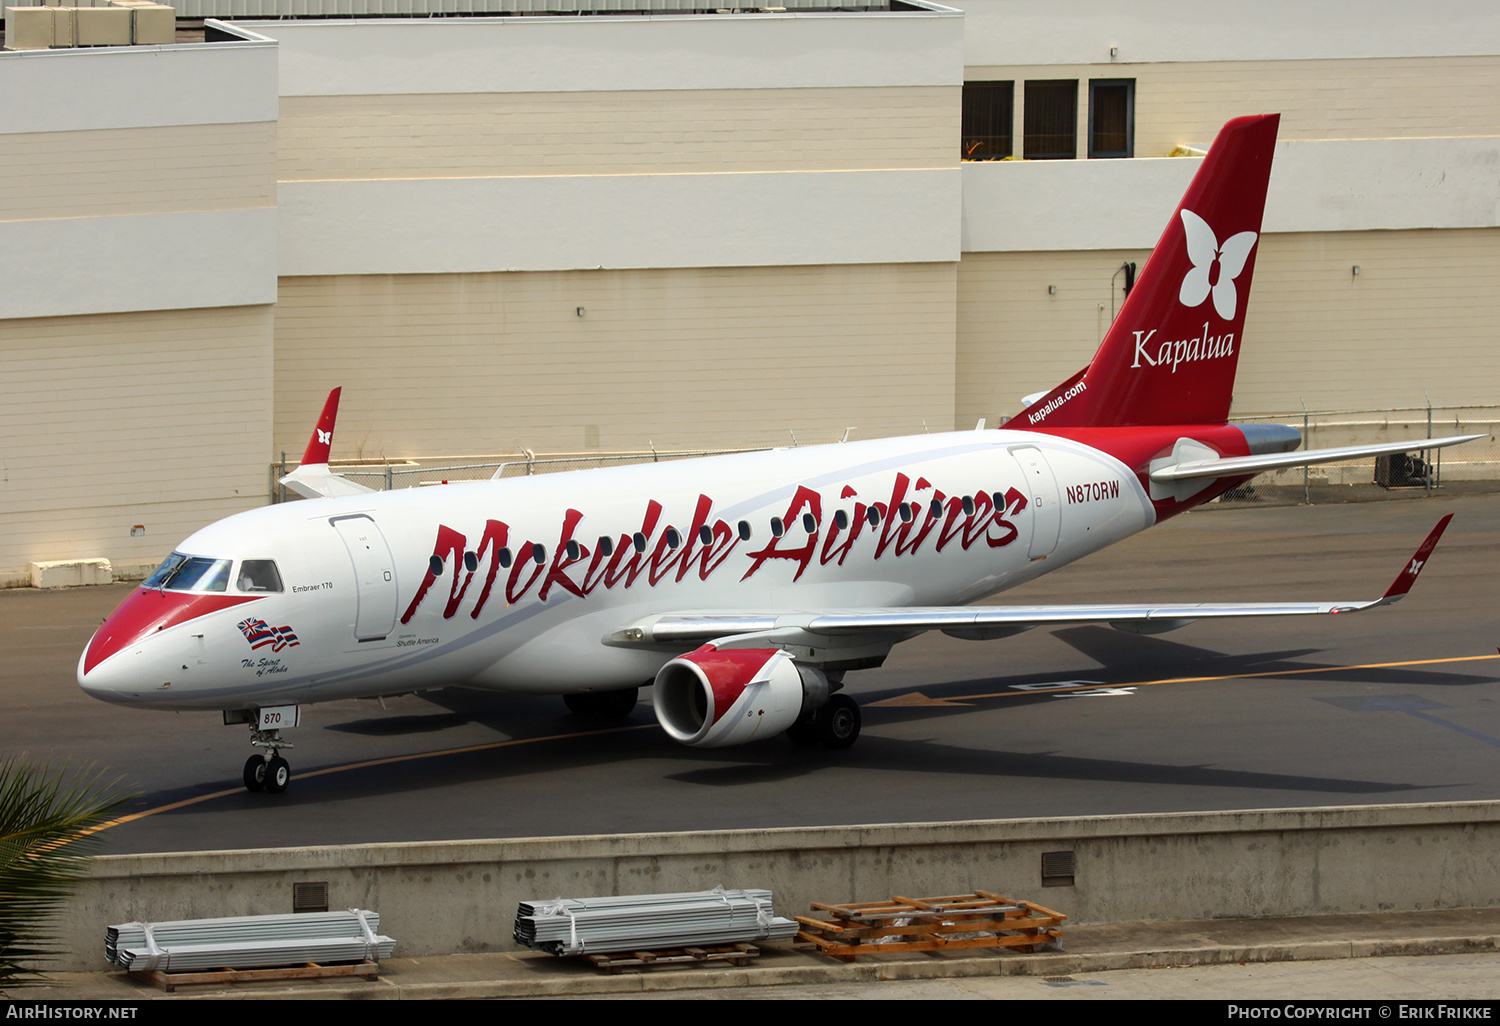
<box><xmin>105</xmin><ymin>910</ymin><xmax>396</xmax><ymax>972</ymax></box>
<box><xmin>514</xmin><ymin>887</ymin><xmax>798</xmax><ymax>956</ymax></box>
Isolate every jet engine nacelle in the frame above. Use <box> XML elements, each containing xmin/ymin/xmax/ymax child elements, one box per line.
<box><xmin>653</xmin><ymin>645</ymin><xmax>818</xmax><ymax>747</ymax></box>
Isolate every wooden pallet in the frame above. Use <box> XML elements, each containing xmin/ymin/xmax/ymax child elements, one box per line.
<box><xmin>129</xmin><ymin>959</ymin><xmax>381</xmax><ymax>992</ymax></box>
<box><xmin>795</xmin><ymin>890</ymin><xmax>1065</xmax><ymax>962</ymax></box>
<box><xmin>583</xmin><ymin>942</ymin><xmax>761</xmax><ymax>974</ymax></box>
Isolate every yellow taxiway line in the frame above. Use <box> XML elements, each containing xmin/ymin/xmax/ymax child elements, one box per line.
<box><xmin>86</xmin><ymin>724</ymin><xmax>657</xmax><ymax>835</ymax></box>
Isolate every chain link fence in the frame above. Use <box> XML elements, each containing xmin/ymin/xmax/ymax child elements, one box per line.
<box><xmin>1216</xmin><ymin>404</ymin><xmax>1500</xmax><ymax>507</ymax></box>
<box><xmin>270</xmin><ymin>406</ymin><xmax>1498</xmax><ymax>506</ymax></box>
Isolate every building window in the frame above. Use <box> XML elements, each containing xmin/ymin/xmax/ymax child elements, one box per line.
<box><xmin>961</xmin><ymin>81</ymin><xmax>1013</xmax><ymax>160</ymax></box>
<box><xmin>1089</xmin><ymin>79</ymin><xmax>1135</xmax><ymax>158</ymax></box>
<box><xmin>1023</xmin><ymin>80</ymin><xmax>1078</xmax><ymax>159</ymax></box>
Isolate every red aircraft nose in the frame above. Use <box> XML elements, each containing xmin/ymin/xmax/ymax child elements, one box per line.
<box><xmin>83</xmin><ymin>588</ymin><xmax>260</xmax><ymax>676</ymax></box>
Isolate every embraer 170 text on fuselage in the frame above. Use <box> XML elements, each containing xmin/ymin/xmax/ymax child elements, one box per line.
<box><xmin>78</xmin><ymin>115</ymin><xmax>1479</xmax><ymax>794</ymax></box>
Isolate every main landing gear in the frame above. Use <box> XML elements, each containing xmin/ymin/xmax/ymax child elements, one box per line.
<box><xmin>785</xmin><ymin>693</ymin><xmax>861</xmax><ymax>750</ymax></box>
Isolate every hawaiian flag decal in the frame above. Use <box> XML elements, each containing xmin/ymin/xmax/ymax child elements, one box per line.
<box><xmin>238</xmin><ymin>617</ymin><xmax>300</xmax><ymax>653</ymax></box>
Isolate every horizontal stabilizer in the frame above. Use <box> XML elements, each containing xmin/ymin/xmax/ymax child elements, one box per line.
<box><xmin>1149</xmin><ymin>434</ymin><xmax>1484</xmax><ymax>483</ymax></box>
<box><xmin>279</xmin><ymin>463</ymin><xmax>376</xmax><ymax>500</ymax></box>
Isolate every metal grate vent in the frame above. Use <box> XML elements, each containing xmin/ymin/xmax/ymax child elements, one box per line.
<box><xmin>1041</xmin><ymin>850</ymin><xmax>1075</xmax><ymax>887</ymax></box>
<box><xmin>293</xmin><ymin>881</ymin><xmax>330</xmax><ymax>913</ymax></box>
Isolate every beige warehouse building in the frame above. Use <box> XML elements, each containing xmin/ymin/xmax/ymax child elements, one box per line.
<box><xmin>0</xmin><ymin>0</ymin><xmax>1496</xmax><ymax>576</ymax></box>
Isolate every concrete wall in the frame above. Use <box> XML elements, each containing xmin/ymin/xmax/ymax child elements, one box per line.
<box><xmin>61</xmin><ymin>801</ymin><xmax>1500</xmax><ymax>971</ymax></box>
<box><xmin>956</xmin><ymin>135</ymin><xmax>1500</xmax><ymax>421</ymax></box>
<box><xmin>953</xmin><ymin>0</ymin><xmax>1500</xmax><ymax>66</ymax></box>
<box><xmin>250</xmin><ymin>11</ymin><xmax>966</xmax><ymax>457</ymax></box>
<box><xmin>255</xmin><ymin>12</ymin><xmax>963</xmax><ymax>279</ymax></box>
<box><xmin>0</xmin><ymin>36</ymin><xmax>280</xmax><ymax>573</ymax></box>
<box><xmin>957</xmin><ymin>227</ymin><xmax>1500</xmax><ymax>423</ymax></box>
<box><xmin>0</xmin><ymin>40</ymin><xmax>279</xmax><ymax>321</ymax></box>
<box><xmin>961</xmin><ymin>138</ymin><xmax>1500</xmax><ymax>253</ymax></box>
<box><xmin>0</xmin><ymin>306</ymin><xmax>276</xmax><ymax>572</ymax></box>
<box><xmin>274</xmin><ymin>263</ymin><xmax>958</xmax><ymax>456</ymax></box>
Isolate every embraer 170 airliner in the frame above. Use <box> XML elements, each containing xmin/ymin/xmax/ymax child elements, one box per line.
<box><xmin>78</xmin><ymin>114</ymin><xmax>1478</xmax><ymax>794</ymax></box>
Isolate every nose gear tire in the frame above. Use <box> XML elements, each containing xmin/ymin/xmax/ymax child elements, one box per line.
<box><xmin>265</xmin><ymin>756</ymin><xmax>291</xmax><ymax>794</ymax></box>
<box><xmin>243</xmin><ymin>754</ymin><xmax>267</xmax><ymax>792</ymax></box>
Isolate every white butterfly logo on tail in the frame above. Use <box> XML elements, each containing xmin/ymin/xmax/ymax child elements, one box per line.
<box><xmin>1178</xmin><ymin>209</ymin><xmax>1258</xmax><ymax>320</ymax></box>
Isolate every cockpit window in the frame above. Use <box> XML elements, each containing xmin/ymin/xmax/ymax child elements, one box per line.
<box><xmin>144</xmin><ymin>553</ymin><xmax>231</xmax><ymax>592</ymax></box>
<box><xmin>238</xmin><ymin>560</ymin><xmax>283</xmax><ymax>593</ymax></box>
<box><xmin>143</xmin><ymin>553</ymin><xmax>187</xmax><ymax>590</ymax></box>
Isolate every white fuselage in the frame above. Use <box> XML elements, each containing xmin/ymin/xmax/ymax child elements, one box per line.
<box><xmin>79</xmin><ymin>429</ymin><xmax>1153</xmax><ymax>711</ymax></box>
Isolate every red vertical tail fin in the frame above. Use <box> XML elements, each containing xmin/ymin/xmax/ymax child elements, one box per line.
<box><xmin>300</xmin><ymin>387</ymin><xmax>342</xmax><ymax>465</ymax></box>
<box><xmin>1007</xmin><ymin>113</ymin><xmax>1280</xmax><ymax>430</ymax></box>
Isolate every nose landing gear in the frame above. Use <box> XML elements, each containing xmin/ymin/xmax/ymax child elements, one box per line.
<box><xmin>226</xmin><ymin>706</ymin><xmax>301</xmax><ymax>795</ymax></box>
<box><xmin>243</xmin><ymin>728</ymin><xmax>294</xmax><ymax>794</ymax></box>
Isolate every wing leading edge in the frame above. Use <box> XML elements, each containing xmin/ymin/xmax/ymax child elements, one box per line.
<box><xmin>607</xmin><ymin>516</ymin><xmax>1453</xmax><ymax>650</ymax></box>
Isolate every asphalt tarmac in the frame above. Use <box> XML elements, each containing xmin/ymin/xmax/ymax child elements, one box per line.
<box><xmin>2</xmin><ymin>493</ymin><xmax>1496</xmax><ymax>856</ymax></box>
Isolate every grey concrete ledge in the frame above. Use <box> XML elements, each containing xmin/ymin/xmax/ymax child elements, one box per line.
<box><xmin>86</xmin><ymin>800</ymin><xmax>1500</xmax><ymax>880</ymax></box>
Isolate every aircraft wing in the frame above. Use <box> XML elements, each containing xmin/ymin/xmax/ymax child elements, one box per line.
<box><xmin>1149</xmin><ymin>434</ymin><xmax>1484</xmax><ymax>483</ymax></box>
<box><xmin>607</xmin><ymin>515</ymin><xmax>1452</xmax><ymax>649</ymax></box>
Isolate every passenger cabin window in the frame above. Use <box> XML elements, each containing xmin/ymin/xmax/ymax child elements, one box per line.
<box><xmin>145</xmin><ymin>553</ymin><xmax>232</xmax><ymax>592</ymax></box>
<box><xmin>237</xmin><ymin>559</ymin><xmax>283</xmax><ymax>593</ymax></box>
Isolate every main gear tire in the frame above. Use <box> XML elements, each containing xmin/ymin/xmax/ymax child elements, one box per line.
<box><xmin>815</xmin><ymin>694</ymin><xmax>861</xmax><ymax>750</ymax></box>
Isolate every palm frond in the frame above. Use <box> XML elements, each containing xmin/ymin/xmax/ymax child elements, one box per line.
<box><xmin>0</xmin><ymin>755</ymin><xmax>136</xmax><ymax>989</ymax></box>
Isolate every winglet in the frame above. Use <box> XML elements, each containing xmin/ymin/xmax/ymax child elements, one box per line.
<box><xmin>1380</xmin><ymin>514</ymin><xmax>1453</xmax><ymax>603</ymax></box>
<box><xmin>300</xmin><ymin>387</ymin><xmax>342</xmax><ymax>465</ymax></box>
